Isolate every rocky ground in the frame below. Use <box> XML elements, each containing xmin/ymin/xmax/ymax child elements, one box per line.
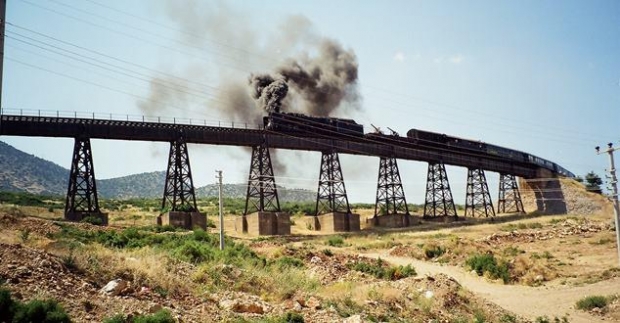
<box><xmin>0</xmin><ymin>178</ymin><xmax>618</xmax><ymax>322</ymax></box>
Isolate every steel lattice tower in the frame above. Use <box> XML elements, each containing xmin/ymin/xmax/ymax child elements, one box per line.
<box><xmin>65</xmin><ymin>137</ymin><xmax>100</xmax><ymax>217</ymax></box>
<box><xmin>423</xmin><ymin>162</ymin><xmax>457</xmax><ymax>218</ymax></box>
<box><xmin>497</xmin><ymin>173</ymin><xmax>525</xmax><ymax>214</ymax></box>
<box><xmin>315</xmin><ymin>151</ymin><xmax>351</xmax><ymax>215</ymax></box>
<box><xmin>244</xmin><ymin>142</ymin><xmax>280</xmax><ymax>214</ymax></box>
<box><xmin>465</xmin><ymin>168</ymin><xmax>495</xmax><ymax>217</ymax></box>
<box><xmin>375</xmin><ymin>156</ymin><xmax>409</xmax><ymax>216</ymax></box>
<box><xmin>162</xmin><ymin>137</ymin><xmax>198</xmax><ymax>212</ymax></box>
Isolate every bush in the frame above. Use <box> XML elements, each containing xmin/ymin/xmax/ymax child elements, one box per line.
<box><xmin>278</xmin><ymin>312</ymin><xmax>305</xmax><ymax>323</ymax></box>
<box><xmin>326</xmin><ymin>236</ymin><xmax>345</xmax><ymax>247</ymax></box>
<box><xmin>350</xmin><ymin>258</ymin><xmax>416</xmax><ymax>280</ymax></box>
<box><xmin>0</xmin><ymin>288</ymin><xmax>15</xmax><ymax>322</ymax></box>
<box><xmin>0</xmin><ymin>288</ymin><xmax>71</xmax><ymax>323</ymax></box>
<box><xmin>81</xmin><ymin>215</ymin><xmax>104</xmax><ymax>226</ymax></box>
<box><xmin>576</xmin><ymin>295</ymin><xmax>609</xmax><ymax>311</ymax></box>
<box><xmin>466</xmin><ymin>253</ymin><xmax>510</xmax><ymax>283</ymax></box>
<box><xmin>423</xmin><ymin>244</ymin><xmax>446</xmax><ymax>259</ymax></box>
<box><xmin>274</xmin><ymin>256</ymin><xmax>305</xmax><ymax>270</ymax></box>
<box><xmin>134</xmin><ymin>309</ymin><xmax>175</xmax><ymax>323</ymax></box>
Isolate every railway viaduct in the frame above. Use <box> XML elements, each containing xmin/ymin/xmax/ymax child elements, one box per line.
<box><xmin>0</xmin><ymin>111</ymin><xmax>568</xmax><ymax>234</ymax></box>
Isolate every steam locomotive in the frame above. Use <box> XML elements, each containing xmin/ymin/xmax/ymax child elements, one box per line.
<box><xmin>263</xmin><ymin>112</ymin><xmax>364</xmax><ymax>137</ymax></box>
<box><xmin>262</xmin><ymin>112</ymin><xmax>574</xmax><ymax>177</ymax></box>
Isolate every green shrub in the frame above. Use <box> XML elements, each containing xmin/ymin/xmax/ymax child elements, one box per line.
<box><xmin>0</xmin><ymin>288</ymin><xmax>15</xmax><ymax>322</ymax></box>
<box><xmin>134</xmin><ymin>309</ymin><xmax>175</xmax><ymax>323</ymax></box>
<box><xmin>326</xmin><ymin>236</ymin><xmax>345</xmax><ymax>247</ymax></box>
<box><xmin>466</xmin><ymin>253</ymin><xmax>510</xmax><ymax>283</ymax></box>
<box><xmin>13</xmin><ymin>299</ymin><xmax>71</xmax><ymax>323</ymax></box>
<box><xmin>102</xmin><ymin>314</ymin><xmax>126</xmax><ymax>323</ymax></box>
<box><xmin>81</xmin><ymin>215</ymin><xmax>104</xmax><ymax>226</ymax></box>
<box><xmin>279</xmin><ymin>312</ymin><xmax>305</xmax><ymax>323</ymax></box>
<box><xmin>322</xmin><ymin>249</ymin><xmax>333</xmax><ymax>257</ymax></box>
<box><xmin>103</xmin><ymin>309</ymin><xmax>174</xmax><ymax>323</ymax></box>
<box><xmin>500</xmin><ymin>314</ymin><xmax>517</xmax><ymax>323</ymax></box>
<box><xmin>424</xmin><ymin>245</ymin><xmax>446</xmax><ymax>259</ymax></box>
<box><xmin>0</xmin><ymin>288</ymin><xmax>71</xmax><ymax>323</ymax></box>
<box><xmin>274</xmin><ymin>256</ymin><xmax>305</xmax><ymax>270</ymax></box>
<box><xmin>576</xmin><ymin>295</ymin><xmax>608</xmax><ymax>311</ymax></box>
<box><xmin>350</xmin><ymin>258</ymin><xmax>416</xmax><ymax>280</ymax></box>
<box><xmin>19</xmin><ymin>229</ymin><xmax>31</xmax><ymax>242</ymax></box>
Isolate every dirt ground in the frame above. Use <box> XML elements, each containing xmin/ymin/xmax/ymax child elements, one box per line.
<box><xmin>1</xmin><ymin>178</ymin><xmax>619</xmax><ymax>322</ymax></box>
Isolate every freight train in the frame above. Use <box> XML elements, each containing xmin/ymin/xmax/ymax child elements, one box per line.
<box><xmin>262</xmin><ymin>112</ymin><xmax>574</xmax><ymax>177</ymax></box>
<box><xmin>405</xmin><ymin>129</ymin><xmax>575</xmax><ymax>177</ymax></box>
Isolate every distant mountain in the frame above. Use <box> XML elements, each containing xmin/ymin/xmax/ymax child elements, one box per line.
<box><xmin>0</xmin><ymin>141</ymin><xmax>315</xmax><ymax>202</ymax></box>
<box><xmin>0</xmin><ymin>141</ymin><xmax>67</xmax><ymax>196</ymax></box>
<box><xmin>98</xmin><ymin>171</ymin><xmax>166</xmax><ymax>199</ymax></box>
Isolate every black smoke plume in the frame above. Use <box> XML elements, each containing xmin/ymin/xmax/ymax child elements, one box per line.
<box><xmin>249</xmin><ymin>39</ymin><xmax>360</xmax><ymax>116</ymax></box>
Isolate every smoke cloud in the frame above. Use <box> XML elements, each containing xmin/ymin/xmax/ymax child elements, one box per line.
<box><xmin>140</xmin><ymin>2</ymin><xmax>363</xmax><ymax>176</ymax></box>
<box><xmin>249</xmin><ymin>39</ymin><xmax>360</xmax><ymax>116</ymax></box>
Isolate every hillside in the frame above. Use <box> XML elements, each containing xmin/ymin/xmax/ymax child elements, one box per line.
<box><xmin>0</xmin><ymin>141</ymin><xmax>67</xmax><ymax>196</ymax></box>
<box><xmin>98</xmin><ymin>171</ymin><xmax>166</xmax><ymax>199</ymax></box>
<box><xmin>0</xmin><ymin>141</ymin><xmax>315</xmax><ymax>202</ymax></box>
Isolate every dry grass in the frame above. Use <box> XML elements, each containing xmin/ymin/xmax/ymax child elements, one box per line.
<box><xmin>46</xmin><ymin>243</ymin><xmax>197</xmax><ymax>297</ymax></box>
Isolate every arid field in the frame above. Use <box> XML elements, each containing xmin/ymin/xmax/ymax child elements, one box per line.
<box><xmin>1</xmin><ymin>179</ymin><xmax>619</xmax><ymax>323</ymax></box>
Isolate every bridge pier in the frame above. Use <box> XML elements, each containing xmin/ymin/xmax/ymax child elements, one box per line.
<box><xmin>65</xmin><ymin>137</ymin><xmax>107</xmax><ymax>225</ymax></box>
<box><xmin>465</xmin><ymin>168</ymin><xmax>495</xmax><ymax>217</ymax></box>
<box><xmin>239</xmin><ymin>140</ymin><xmax>290</xmax><ymax>235</ymax></box>
<box><xmin>158</xmin><ymin>137</ymin><xmax>206</xmax><ymax>230</ymax></box>
<box><xmin>520</xmin><ymin>168</ymin><xmax>568</xmax><ymax>214</ymax></box>
<box><xmin>307</xmin><ymin>151</ymin><xmax>359</xmax><ymax>232</ymax></box>
<box><xmin>423</xmin><ymin>162</ymin><xmax>458</xmax><ymax>220</ymax></box>
<box><xmin>371</xmin><ymin>156</ymin><xmax>412</xmax><ymax>228</ymax></box>
<box><xmin>497</xmin><ymin>173</ymin><xmax>525</xmax><ymax>214</ymax></box>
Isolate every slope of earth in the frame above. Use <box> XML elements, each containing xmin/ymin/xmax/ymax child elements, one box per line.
<box><xmin>1</xmin><ymin>208</ymin><xmax>525</xmax><ymax>323</ymax></box>
<box><xmin>0</xmin><ymin>141</ymin><xmax>67</xmax><ymax>195</ymax></box>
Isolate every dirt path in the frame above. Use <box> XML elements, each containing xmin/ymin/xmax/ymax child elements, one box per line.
<box><xmin>363</xmin><ymin>252</ymin><xmax>620</xmax><ymax>323</ymax></box>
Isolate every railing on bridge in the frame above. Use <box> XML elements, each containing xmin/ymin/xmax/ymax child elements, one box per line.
<box><xmin>0</xmin><ymin>107</ymin><xmax>264</xmax><ymax>130</ymax></box>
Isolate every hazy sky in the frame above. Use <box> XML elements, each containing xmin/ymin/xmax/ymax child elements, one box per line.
<box><xmin>2</xmin><ymin>0</ymin><xmax>619</xmax><ymax>204</ymax></box>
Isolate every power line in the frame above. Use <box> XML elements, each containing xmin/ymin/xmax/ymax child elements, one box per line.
<box><xmin>10</xmin><ymin>0</ymin><xmax>603</xmax><ymax>171</ymax></box>
<box><xmin>6</xmin><ymin>31</ymin><xmax>224</xmax><ymax>104</ymax></box>
<box><xmin>7</xmin><ymin>22</ymin><xmax>222</xmax><ymax>93</ymax></box>
<box><xmin>5</xmin><ymin>56</ymin><xmax>220</xmax><ymax>119</ymax></box>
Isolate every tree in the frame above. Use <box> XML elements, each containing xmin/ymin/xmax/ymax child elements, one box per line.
<box><xmin>584</xmin><ymin>171</ymin><xmax>603</xmax><ymax>194</ymax></box>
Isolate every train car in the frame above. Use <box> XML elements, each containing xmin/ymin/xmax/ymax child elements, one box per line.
<box><xmin>406</xmin><ymin>128</ymin><xmax>488</xmax><ymax>154</ymax></box>
<box><xmin>407</xmin><ymin>128</ymin><xmax>577</xmax><ymax>176</ymax></box>
<box><xmin>263</xmin><ymin>112</ymin><xmax>364</xmax><ymax>137</ymax></box>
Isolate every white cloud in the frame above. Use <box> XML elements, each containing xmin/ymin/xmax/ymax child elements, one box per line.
<box><xmin>449</xmin><ymin>54</ymin><xmax>464</xmax><ymax>64</ymax></box>
<box><xmin>393</xmin><ymin>51</ymin><xmax>406</xmax><ymax>62</ymax></box>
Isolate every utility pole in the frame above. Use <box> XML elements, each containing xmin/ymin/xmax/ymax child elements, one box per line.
<box><xmin>0</xmin><ymin>0</ymin><xmax>6</xmax><ymax>122</ymax></box>
<box><xmin>596</xmin><ymin>143</ymin><xmax>620</xmax><ymax>265</ymax></box>
<box><xmin>216</xmin><ymin>170</ymin><xmax>224</xmax><ymax>250</ymax></box>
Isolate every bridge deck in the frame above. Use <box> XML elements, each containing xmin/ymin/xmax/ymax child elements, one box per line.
<box><xmin>0</xmin><ymin>114</ymin><xmax>537</xmax><ymax>178</ymax></box>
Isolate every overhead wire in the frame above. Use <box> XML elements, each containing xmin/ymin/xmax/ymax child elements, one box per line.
<box><xmin>9</xmin><ymin>0</ymin><xmax>605</xmax><ymax>179</ymax></box>
<box><xmin>66</xmin><ymin>0</ymin><xmax>607</xmax><ymax>145</ymax></box>
<box><xmin>6</xmin><ymin>32</ymin><xmax>224</xmax><ymax>105</ymax></box>
<box><xmin>7</xmin><ymin>22</ymin><xmax>223</xmax><ymax>93</ymax></box>
<box><xmin>15</xmin><ymin>0</ymin><xmax>609</xmax><ymax>149</ymax></box>
<box><xmin>5</xmin><ymin>56</ymin><xmax>221</xmax><ymax>119</ymax></box>
<box><xmin>18</xmin><ymin>0</ymin><xmax>258</xmax><ymax>74</ymax></box>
